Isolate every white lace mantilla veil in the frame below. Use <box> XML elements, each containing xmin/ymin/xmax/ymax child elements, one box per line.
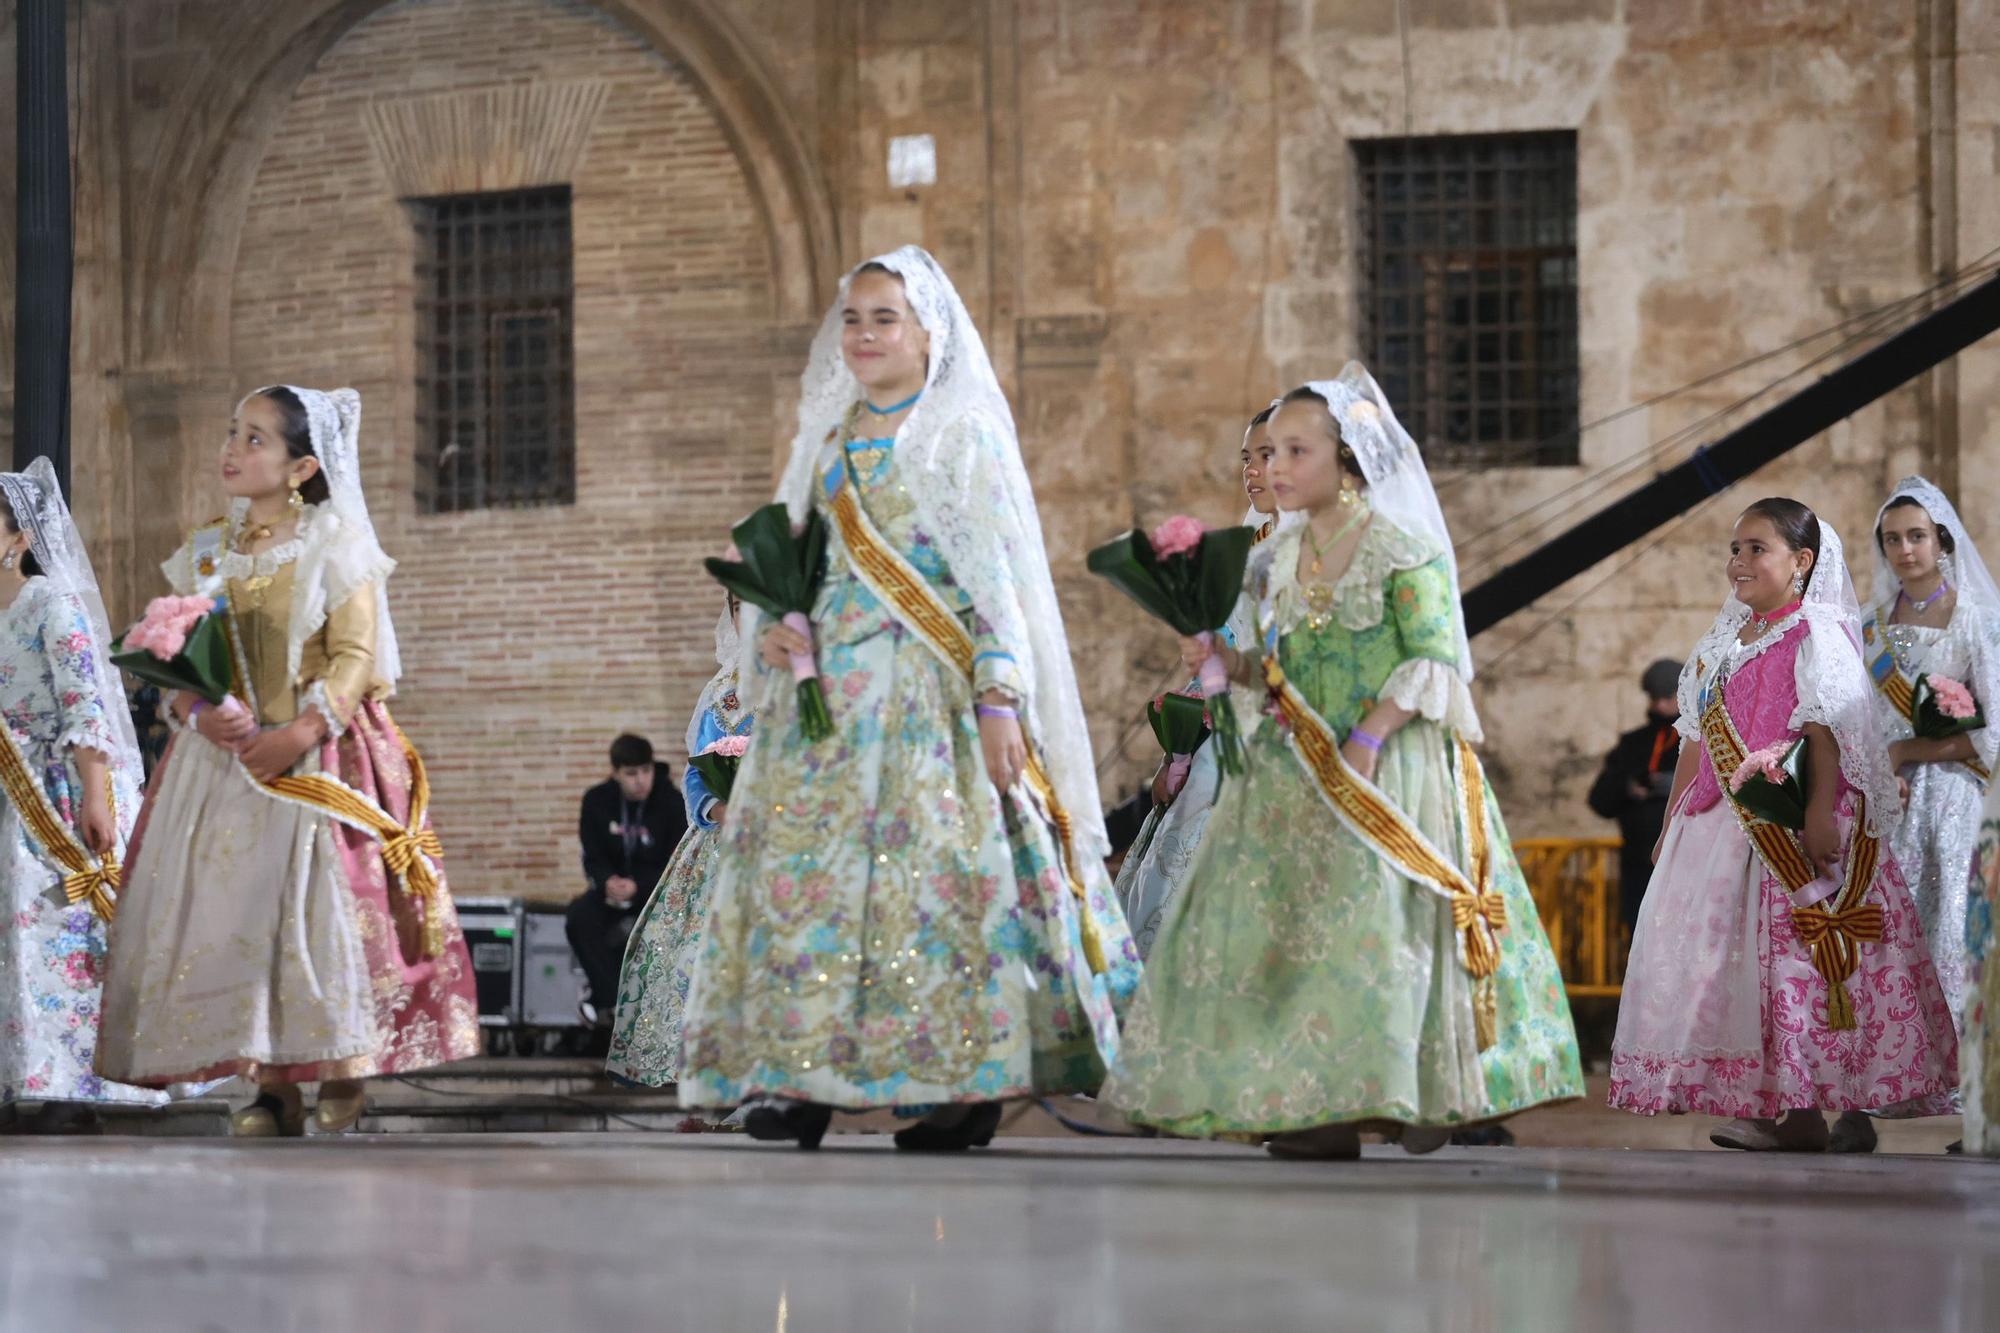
<box><xmin>1869</xmin><ymin>475</ymin><xmax>2000</xmax><ymax>618</ymax></box>
<box><xmin>761</xmin><ymin>244</ymin><xmax>1110</xmax><ymax>857</ymax></box>
<box><xmin>231</xmin><ymin>386</ymin><xmax>402</xmax><ymax>695</ymax></box>
<box><xmin>0</xmin><ymin>457</ymin><xmax>146</xmax><ymax>782</ymax></box>
<box><xmin>688</xmin><ymin>599</ymin><xmax>742</xmax><ymax>756</ymax></box>
<box><xmin>1675</xmin><ymin>514</ymin><xmax>1904</xmax><ymax>836</ymax></box>
<box><xmin>1300</xmin><ymin>362</ymin><xmax>1474</xmax><ymax>680</ymax></box>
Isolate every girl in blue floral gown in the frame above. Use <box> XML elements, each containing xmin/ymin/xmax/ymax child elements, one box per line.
<box><xmin>678</xmin><ymin>247</ymin><xmax>1139</xmax><ymax>1150</ymax></box>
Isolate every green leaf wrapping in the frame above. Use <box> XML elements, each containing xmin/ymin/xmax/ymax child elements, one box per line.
<box><xmin>1086</xmin><ymin>525</ymin><xmax>1257</xmax><ymax>637</ymax></box>
<box><xmin>686</xmin><ymin>751</ymin><xmax>739</xmax><ymax>805</ymax></box>
<box><xmin>1912</xmin><ymin>674</ymin><xmax>1987</xmax><ymax>741</ymax></box>
<box><xmin>1726</xmin><ymin>737</ymin><xmax>1809</xmax><ymax>830</ymax></box>
<box><xmin>110</xmin><ymin>602</ymin><xmax>235</xmax><ymax>706</ymax></box>
<box><xmin>703</xmin><ymin>505</ymin><xmax>829</xmax><ymax>619</ymax></box>
<box><xmin>1147</xmin><ymin>692</ymin><xmax>1212</xmax><ymax>756</ymax></box>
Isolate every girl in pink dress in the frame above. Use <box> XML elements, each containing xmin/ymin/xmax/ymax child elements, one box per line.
<box><xmin>1609</xmin><ymin>498</ymin><xmax>1957</xmax><ymax>1150</ymax></box>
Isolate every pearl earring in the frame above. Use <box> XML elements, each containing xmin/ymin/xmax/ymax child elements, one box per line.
<box><xmin>1792</xmin><ymin>572</ymin><xmax>1805</xmax><ymax>594</ymax></box>
<box><xmin>1</xmin><ymin>553</ymin><xmax>13</xmax><ymax>571</ymax></box>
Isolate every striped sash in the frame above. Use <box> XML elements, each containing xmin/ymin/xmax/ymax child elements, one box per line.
<box><xmin>0</xmin><ymin>723</ymin><xmax>119</xmax><ymax>922</ymax></box>
<box><xmin>1699</xmin><ymin>694</ymin><xmax>1882</xmax><ymax>1030</ymax></box>
<box><xmin>1863</xmin><ymin>611</ymin><xmax>1990</xmax><ymax>783</ymax></box>
<box><xmin>1264</xmin><ymin>658</ymin><xmax>1505</xmax><ymax>1048</ymax></box>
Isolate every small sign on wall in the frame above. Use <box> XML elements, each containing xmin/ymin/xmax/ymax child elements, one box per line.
<box><xmin>888</xmin><ymin>134</ymin><xmax>937</xmax><ymax>189</ymax></box>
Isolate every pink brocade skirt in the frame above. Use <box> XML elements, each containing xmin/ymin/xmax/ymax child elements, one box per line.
<box><xmin>94</xmin><ymin>700</ymin><xmax>480</xmax><ymax>1086</ymax></box>
<box><xmin>1608</xmin><ymin>796</ymin><xmax>1957</xmax><ymax>1118</ymax></box>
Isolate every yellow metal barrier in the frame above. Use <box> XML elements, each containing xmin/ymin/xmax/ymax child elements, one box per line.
<box><xmin>1515</xmin><ymin>837</ymin><xmax>1626</xmax><ymax>997</ymax></box>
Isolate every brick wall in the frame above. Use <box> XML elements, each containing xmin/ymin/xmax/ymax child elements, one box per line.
<box><xmin>227</xmin><ymin>0</ymin><xmax>779</xmax><ymax>900</ymax></box>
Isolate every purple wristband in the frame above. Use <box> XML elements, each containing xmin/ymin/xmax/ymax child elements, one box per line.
<box><xmin>188</xmin><ymin>699</ymin><xmax>207</xmax><ymax>723</ymax></box>
<box><xmin>1348</xmin><ymin>727</ymin><xmax>1383</xmax><ymax>753</ymax></box>
<box><xmin>976</xmin><ymin>704</ymin><xmax>1018</xmax><ymax>720</ymax></box>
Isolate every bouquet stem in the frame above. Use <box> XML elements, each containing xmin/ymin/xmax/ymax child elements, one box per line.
<box><xmin>782</xmin><ymin>611</ymin><xmax>835</xmax><ymax>742</ymax></box>
<box><xmin>1195</xmin><ymin>631</ymin><xmax>1245</xmax><ymax>778</ymax></box>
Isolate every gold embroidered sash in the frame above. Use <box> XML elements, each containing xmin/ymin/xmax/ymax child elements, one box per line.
<box><xmin>0</xmin><ymin>724</ymin><xmax>120</xmax><ymax>922</ymax></box>
<box><xmin>825</xmin><ymin>447</ymin><xmax>1108</xmax><ymax>975</ymax></box>
<box><xmin>1864</xmin><ymin>614</ymin><xmax>1990</xmax><ymax>783</ymax></box>
<box><xmin>1699</xmin><ymin>694</ymin><xmax>1881</xmax><ymax>1029</ymax></box>
<box><xmin>1264</xmin><ymin>659</ymin><xmax>1505</xmax><ymax>1047</ymax></box>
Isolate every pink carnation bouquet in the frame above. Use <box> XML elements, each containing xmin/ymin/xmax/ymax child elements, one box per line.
<box><xmin>1088</xmin><ymin>514</ymin><xmax>1259</xmax><ymax>777</ymax></box>
<box><xmin>111</xmin><ymin>594</ymin><xmax>238</xmax><ymax>708</ymax></box>
<box><xmin>688</xmin><ymin>733</ymin><xmax>751</xmax><ymax>804</ymax></box>
<box><xmin>1913</xmin><ymin>673</ymin><xmax>1984</xmax><ymax>740</ymax></box>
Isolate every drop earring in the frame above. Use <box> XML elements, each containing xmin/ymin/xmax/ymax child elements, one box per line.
<box><xmin>1792</xmin><ymin>572</ymin><xmax>1805</xmax><ymax>595</ymax></box>
<box><xmin>1</xmin><ymin>552</ymin><xmax>14</xmax><ymax>571</ymax></box>
<box><xmin>287</xmin><ymin>477</ymin><xmax>305</xmax><ymax>516</ymax></box>
<box><xmin>1337</xmin><ymin>480</ymin><xmax>1359</xmax><ymax>508</ymax></box>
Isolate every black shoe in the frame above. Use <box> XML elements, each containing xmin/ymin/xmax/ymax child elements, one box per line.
<box><xmin>744</xmin><ymin>1101</ymin><xmax>833</xmax><ymax>1150</ymax></box>
<box><xmin>893</xmin><ymin>1102</ymin><xmax>1002</xmax><ymax>1152</ymax></box>
<box><xmin>1450</xmin><ymin>1124</ymin><xmax>1516</xmax><ymax>1147</ymax></box>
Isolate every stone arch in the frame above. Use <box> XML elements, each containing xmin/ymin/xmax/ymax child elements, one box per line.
<box><xmin>129</xmin><ymin>0</ymin><xmax>838</xmax><ymax>371</ymax></box>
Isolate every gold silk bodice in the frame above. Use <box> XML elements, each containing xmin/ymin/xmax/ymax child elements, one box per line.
<box><xmin>226</xmin><ymin>560</ymin><xmax>385</xmax><ymax>728</ymax></box>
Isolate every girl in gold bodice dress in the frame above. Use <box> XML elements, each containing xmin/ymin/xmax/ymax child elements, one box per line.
<box><xmin>96</xmin><ymin>386</ymin><xmax>479</xmax><ymax>1135</ymax></box>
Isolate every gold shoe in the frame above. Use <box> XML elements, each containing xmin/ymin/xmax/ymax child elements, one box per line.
<box><xmin>312</xmin><ymin>1079</ymin><xmax>367</xmax><ymax>1135</ymax></box>
<box><xmin>231</xmin><ymin>1086</ymin><xmax>305</xmax><ymax>1138</ymax></box>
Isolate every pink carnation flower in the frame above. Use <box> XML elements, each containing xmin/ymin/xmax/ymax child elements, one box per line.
<box><xmin>701</xmin><ymin>735</ymin><xmax>751</xmax><ymax>758</ymax></box>
<box><xmin>1728</xmin><ymin>742</ymin><xmax>1790</xmax><ymax>793</ymax></box>
<box><xmin>123</xmin><ymin>594</ymin><xmax>217</xmax><ymax>660</ymax></box>
<box><xmin>1149</xmin><ymin>515</ymin><xmax>1207</xmax><ymax>559</ymax></box>
<box><xmin>1929</xmin><ymin>675</ymin><xmax>1976</xmax><ymax>720</ymax></box>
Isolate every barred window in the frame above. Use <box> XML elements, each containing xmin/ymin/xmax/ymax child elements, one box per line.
<box><xmin>412</xmin><ymin>186</ymin><xmax>576</xmax><ymax>513</ymax></box>
<box><xmin>1354</xmin><ymin>132</ymin><xmax>1580</xmax><ymax>468</ymax></box>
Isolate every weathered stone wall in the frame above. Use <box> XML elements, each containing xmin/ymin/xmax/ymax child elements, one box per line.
<box><xmin>3</xmin><ymin>0</ymin><xmax>1995</xmax><ymax>896</ymax></box>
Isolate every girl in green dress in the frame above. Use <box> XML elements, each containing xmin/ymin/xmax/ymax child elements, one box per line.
<box><xmin>1102</xmin><ymin>364</ymin><xmax>1582</xmax><ymax>1159</ymax></box>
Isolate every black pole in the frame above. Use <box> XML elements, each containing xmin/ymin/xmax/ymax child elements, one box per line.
<box><xmin>13</xmin><ymin>0</ymin><xmax>72</xmax><ymax>493</ymax></box>
<box><xmin>1462</xmin><ymin>272</ymin><xmax>2000</xmax><ymax>637</ymax></box>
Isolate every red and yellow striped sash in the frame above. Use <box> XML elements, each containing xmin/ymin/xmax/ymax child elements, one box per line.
<box><xmin>827</xmin><ymin>466</ymin><xmax>1108</xmax><ymax>975</ymax></box>
<box><xmin>1699</xmin><ymin>695</ymin><xmax>1882</xmax><ymax>1029</ymax></box>
<box><xmin>0</xmin><ymin>725</ymin><xmax>119</xmax><ymax>922</ymax></box>
<box><xmin>251</xmin><ymin>713</ymin><xmax>450</xmax><ymax>960</ymax></box>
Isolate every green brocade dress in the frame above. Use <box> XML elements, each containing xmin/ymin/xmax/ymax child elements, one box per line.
<box><xmin>1102</xmin><ymin>519</ymin><xmax>1582</xmax><ymax>1136</ymax></box>
<box><xmin>679</xmin><ymin>429</ymin><xmax>1141</xmax><ymax>1111</ymax></box>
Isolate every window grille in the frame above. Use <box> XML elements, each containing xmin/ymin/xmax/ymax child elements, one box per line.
<box><xmin>1354</xmin><ymin>132</ymin><xmax>1580</xmax><ymax>467</ymax></box>
<box><xmin>413</xmin><ymin>185</ymin><xmax>576</xmax><ymax>512</ymax></box>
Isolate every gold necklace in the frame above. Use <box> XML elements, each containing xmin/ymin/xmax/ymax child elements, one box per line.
<box><xmin>1302</xmin><ymin>504</ymin><xmax>1370</xmax><ymax>578</ymax></box>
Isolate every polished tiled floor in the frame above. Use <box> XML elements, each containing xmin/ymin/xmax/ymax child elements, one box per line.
<box><xmin>3</xmin><ymin>1132</ymin><xmax>1996</xmax><ymax>1332</ymax></box>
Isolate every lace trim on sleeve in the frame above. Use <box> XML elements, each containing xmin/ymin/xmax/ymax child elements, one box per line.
<box><xmin>1381</xmin><ymin>657</ymin><xmax>1485</xmax><ymax>743</ymax></box>
<box><xmin>300</xmin><ymin>681</ymin><xmax>352</xmax><ymax>740</ymax></box>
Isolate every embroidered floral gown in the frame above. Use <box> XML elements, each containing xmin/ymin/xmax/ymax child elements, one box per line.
<box><xmin>605</xmin><ymin>690</ymin><xmax>752</xmax><ymax>1087</ymax></box>
<box><xmin>1609</xmin><ymin>616</ymin><xmax>1957</xmax><ymax>1117</ymax></box>
<box><xmin>96</xmin><ymin>507</ymin><xmax>480</xmax><ymax>1085</ymax></box>
<box><xmin>0</xmin><ymin>578</ymin><xmax>159</xmax><ymax>1105</ymax></box>
<box><xmin>1860</xmin><ymin>600</ymin><xmax>2000</xmax><ymax>1021</ymax></box>
<box><xmin>1968</xmin><ymin>789</ymin><xmax>2000</xmax><ymax>1154</ymax></box>
<box><xmin>679</xmin><ymin>429</ymin><xmax>1140</xmax><ymax>1111</ymax></box>
<box><xmin>1103</xmin><ymin>520</ymin><xmax>1582</xmax><ymax>1136</ymax></box>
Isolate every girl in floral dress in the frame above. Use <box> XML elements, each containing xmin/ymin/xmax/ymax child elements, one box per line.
<box><xmin>1862</xmin><ymin>480</ymin><xmax>2000</xmax><ymax>1023</ymax></box>
<box><xmin>96</xmin><ymin>386</ymin><xmax>479</xmax><ymax>1135</ymax></box>
<box><xmin>0</xmin><ymin>459</ymin><xmax>164</xmax><ymax>1121</ymax></box>
<box><xmin>1103</xmin><ymin>366</ymin><xmax>1582</xmax><ymax>1160</ymax></box>
<box><xmin>1115</xmin><ymin>402</ymin><xmax>1285</xmax><ymax>957</ymax></box>
<box><xmin>1609</xmin><ymin>498</ymin><xmax>1958</xmax><ymax>1150</ymax></box>
<box><xmin>678</xmin><ymin>247</ymin><xmax>1139</xmax><ymax>1150</ymax></box>
<box><xmin>605</xmin><ymin>594</ymin><xmax>752</xmax><ymax>1087</ymax></box>
<box><xmin>1967</xmin><ymin>782</ymin><xmax>2000</xmax><ymax>1155</ymax></box>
